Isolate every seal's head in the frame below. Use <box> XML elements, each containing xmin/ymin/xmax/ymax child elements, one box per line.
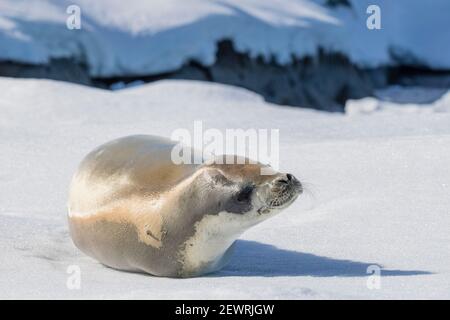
<box><xmin>198</xmin><ymin>155</ymin><xmax>303</xmax><ymax>219</ymax></box>
<box><xmin>178</xmin><ymin>156</ymin><xmax>303</xmax><ymax>276</ymax></box>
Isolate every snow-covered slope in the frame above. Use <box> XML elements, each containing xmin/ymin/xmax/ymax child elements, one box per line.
<box><xmin>0</xmin><ymin>77</ymin><xmax>449</xmax><ymax>299</ymax></box>
<box><xmin>346</xmin><ymin>86</ymin><xmax>450</xmax><ymax>115</ymax></box>
<box><xmin>1</xmin><ymin>0</ymin><xmax>449</xmax><ymax>77</ymax></box>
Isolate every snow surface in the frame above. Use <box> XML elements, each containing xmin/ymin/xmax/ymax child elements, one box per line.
<box><xmin>0</xmin><ymin>77</ymin><xmax>449</xmax><ymax>299</ymax></box>
<box><xmin>1</xmin><ymin>0</ymin><xmax>450</xmax><ymax>77</ymax></box>
<box><xmin>346</xmin><ymin>86</ymin><xmax>450</xmax><ymax>115</ymax></box>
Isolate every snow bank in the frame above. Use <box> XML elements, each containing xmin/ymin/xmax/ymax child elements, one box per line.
<box><xmin>0</xmin><ymin>77</ymin><xmax>449</xmax><ymax>298</ymax></box>
<box><xmin>346</xmin><ymin>86</ymin><xmax>450</xmax><ymax>115</ymax></box>
<box><xmin>1</xmin><ymin>0</ymin><xmax>449</xmax><ymax>77</ymax></box>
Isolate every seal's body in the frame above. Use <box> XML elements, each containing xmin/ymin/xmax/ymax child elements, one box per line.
<box><xmin>68</xmin><ymin>135</ymin><xmax>302</xmax><ymax>277</ymax></box>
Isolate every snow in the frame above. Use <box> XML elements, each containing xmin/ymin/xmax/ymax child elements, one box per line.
<box><xmin>346</xmin><ymin>86</ymin><xmax>450</xmax><ymax>115</ymax></box>
<box><xmin>1</xmin><ymin>77</ymin><xmax>449</xmax><ymax>299</ymax></box>
<box><xmin>1</xmin><ymin>0</ymin><xmax>449</xmax><ymax>77</ymax></box>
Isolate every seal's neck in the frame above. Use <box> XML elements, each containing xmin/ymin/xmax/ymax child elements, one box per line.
<box><xmin>179</xmin><ymin>212</ymin><xmax>245</xmax><ymax>276</ymax></box>
<box><xmin>167</xmin><ymin>170</ymin><xmax>262</xmax><ymax>276</ymax></box>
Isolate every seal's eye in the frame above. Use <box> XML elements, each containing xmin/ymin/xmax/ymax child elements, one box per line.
<box><xmin>225</xmin><ymin>184</ymin><xmax>254</xmax><ymax>214</ymax></box>
<box><xmin>236</xmin><ymin>185</ymin><xmax>254</xmax><ymax>203</ymax></box>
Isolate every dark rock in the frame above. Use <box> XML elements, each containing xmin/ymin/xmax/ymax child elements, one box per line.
<box><xmin>1</xmin><ymin>39</ymin><xmax>449</xmax><ymax>112</ymax></box>
<box><xmin>0</xmin><ymin>59</ymin><xmax>91</xmax><ymax>86</ymax></box>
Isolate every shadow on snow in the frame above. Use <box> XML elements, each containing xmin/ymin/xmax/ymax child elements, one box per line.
<box><xmin>212</xmin><ymin>240</ymin><xmax>431</xmax><ymax>277</ymax></box>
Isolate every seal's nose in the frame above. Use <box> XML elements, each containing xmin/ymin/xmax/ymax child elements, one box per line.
<box><xmin>275</xmin><ymin>173</ymin><xmax>302</xmax><ymax>190</ymax></box>
<box><xmin>285</xmin><ymin>173</ymin><xmax>302</xmax><ymax>193</ymax></box>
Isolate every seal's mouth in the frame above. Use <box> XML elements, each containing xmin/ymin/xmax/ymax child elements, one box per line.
<box><xmin>267</xmin><ymin>190</ymin><xmax>300</xmax><ymax>208</ymax></box>
<box><xmin>258</xmin><ymin>173</ymin><xmax>302</xmax><ymax>213</ymax></box>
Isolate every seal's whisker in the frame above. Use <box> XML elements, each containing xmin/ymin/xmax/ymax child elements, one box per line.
<box><xmin>300</xmin><ymin>181</ymin><xmax>318</xmax><ymax>197</ymax></box>
<box><xmin>295</xmin><ymin>181</ymin><xmax>319</xmax><ymax>209</ymax></box>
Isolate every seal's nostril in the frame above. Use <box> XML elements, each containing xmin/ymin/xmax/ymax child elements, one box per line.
<box><xmin>286</xmin><ymin>174</ymin><xmax>302</xmax><ymax>190</ymax></box>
